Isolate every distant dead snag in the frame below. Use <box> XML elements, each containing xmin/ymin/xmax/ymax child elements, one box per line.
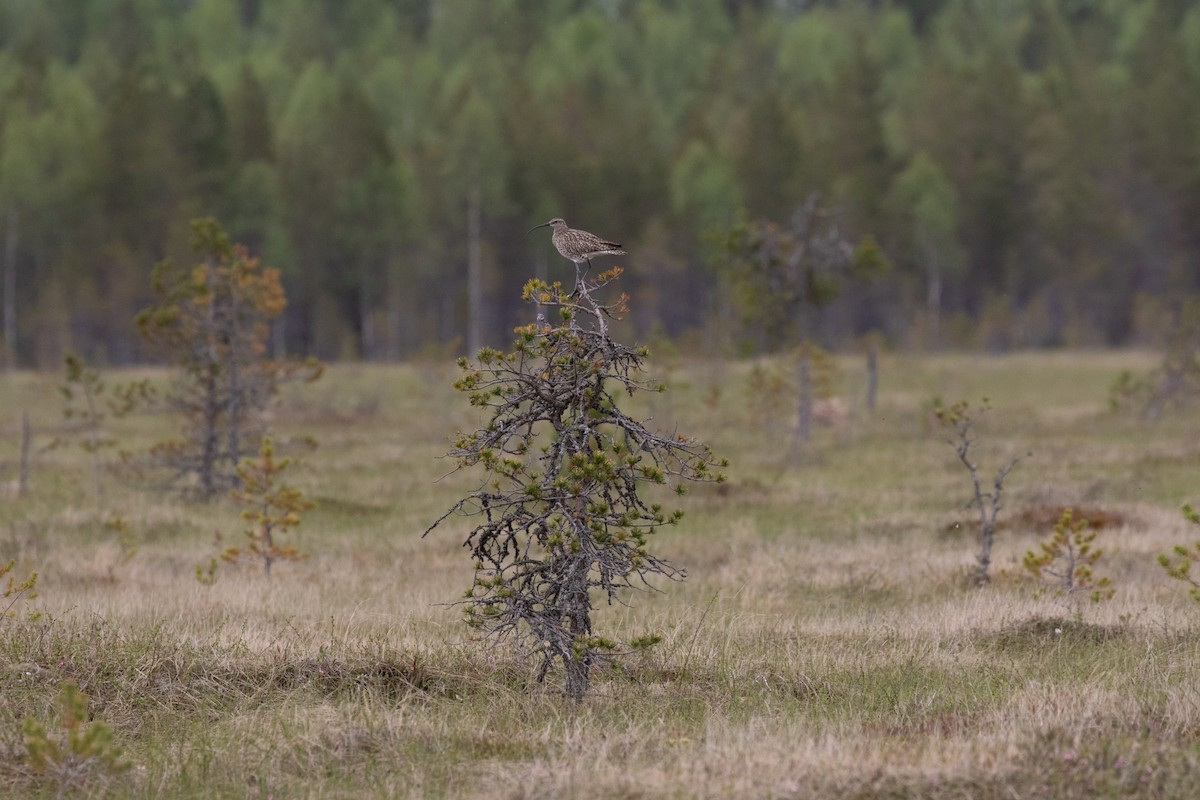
<box><xmin>934</xmin><ymin>398</ymin><xmax>1029</xmax><ymax>586</ymax></box>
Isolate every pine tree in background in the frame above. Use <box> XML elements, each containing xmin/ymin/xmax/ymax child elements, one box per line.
<box><xmin>134</xmin><ymin>217</ymin><xmax>319</xmax><ymax>498</ymax></box>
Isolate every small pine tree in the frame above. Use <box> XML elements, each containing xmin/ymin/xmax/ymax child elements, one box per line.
<box><xmin>100</xmin><ymin>516</ymin><xmax>138</xmax><ymax>582</ymax></box>
<box><xmin>1159</xmin><ymin>503</ymin><xmax>1200</xmax><ymax>602</ymax></box>
<box><xmin>134</xmin><ymin>217</ymin><xmax>321</xmax><ymax>499</ymax></box>
<box><xmin>220</xmin><ymin>436</ymin><xmax>313</xmax><ymax>578</ymax></box>
<box><xmin>56</xmin><ymin>354</ymin><xmax>116</xmax><ymax>502</ymax></box>
<box><xmin>1110</xmin><ymin>298</ymin><xmax>1200</xmax><ymax>419</ymax></box>
<box><xmin>718</xmin><ymin>193</ymin><xmax>890</xmax><ymax>350</ymax></box>
<box><xmin>426</xmin><ymin>268</ymin><xmax>726</xmax><ymax>701</ymax></box>
<box><xmin>23</xmin><ymin>681</ymin><xmax>128</xmax><ymax>795</ymax></box>
<box><xmin>195</xmin><ymin>556</ymin><xmax>220</xmax><ymax>586</ymax></box>
<box><xmin>2</xmin><ymin>558</ymin><xmax>38</xmax><ymax>620</ymax></box>
<box><xmin>791</xmin><ymin>341</ymin><xmax>839</xmax><ymax>453</ymax></box>
<box><xmin>1023</xmin><ymin>508</ymin><xmax>1114</xmax><ymax>602</ymax></box>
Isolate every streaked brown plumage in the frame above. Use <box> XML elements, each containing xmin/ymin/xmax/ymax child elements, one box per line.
<box><xmin>528</xmin><ymin>218</ymin><xmax>625</xmax><ymax>270</ymax></box>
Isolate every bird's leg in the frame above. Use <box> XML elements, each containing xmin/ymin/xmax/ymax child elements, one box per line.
<box><xmin>569</xmin><ymin>262</ymin><xmax>583</xmax><ymax>299</ymax></box>
<box><xmin>568</xmin><ymin>260</ymin><xmax>591</xmax><ymax>300</ymax></box>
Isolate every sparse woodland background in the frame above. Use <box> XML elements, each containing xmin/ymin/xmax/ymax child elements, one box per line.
<box><xmin>2</xmin><ymin>0</ymin><xmax>1200</xmax><ymax>366</ymax></box>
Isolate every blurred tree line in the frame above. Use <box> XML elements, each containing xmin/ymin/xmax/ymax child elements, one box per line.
<box><xmin>1</xmin><ymin>0</ymin><xmax>1198</xmax><ymax>366</ymax></box>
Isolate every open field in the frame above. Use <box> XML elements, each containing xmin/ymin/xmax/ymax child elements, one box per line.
<box><xmin>2</xmin><ymin>350</ymin><xmax>1199</xmax><ymax>798</ymax></box>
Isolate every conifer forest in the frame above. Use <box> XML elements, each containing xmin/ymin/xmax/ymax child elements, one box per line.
<box><xmin>2</xmin><ymin>0</ymin><xmax>1199</xmax><ymax>365</ymax></box>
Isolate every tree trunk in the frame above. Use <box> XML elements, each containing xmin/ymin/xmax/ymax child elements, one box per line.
<box><xmin>793</xmin><ymin>351</ymin><xmax>812</xmax><ymax>452</ymax></box>
<box><xmin>224</xmin><ymin>259</ymin><xmax>247</xmax><ymax>479</ymax></box>
<box><xmin>200</xmin><ymin>366</ymin><xmax>220</xmax><ymax>498</ymax></box>
<box><xmin>263</xmin><ymin>520</ymin><xmax>274</xmax><ymax>579</ymax></box>
<box><xmin>272</xmin><ymin>317</ymin><xmax>286</xmax><ymax>359</ymax></box>
<box><xmin>18</xmin><ymin>410</ymin><xmax>30</xmax><ymax>497</ymax></box>
<box><xmin>83</xmin><ymin>383</ymin><xmax>104</xmax><ymax>503</ymax></box>
<box><xmin>360</xmin><ymin>285</ymin><xmax>375</xmax><ymax>360</ymax></box>
<box><xmin>866</xmin><ymin>345</ymin><xmax>878</xmax><ymax>413</ymax></box>
<box><xmin>975</xmin><ymin>519</ymin><xmax>995</xmax><ymax>587</ymax></box>
<box><xmin>564</xmin><ymin>653</ymin><xmax>589</xmax><ymax>702</ymax></box>
<box><xmin>559</xmin><ymin>427</ymin><xmax>594</xmax><ymax>701</ymax></box>
<box><xmin>3</xmin><ymin>209</ymin><xmax>17</xmax><ymax>367</ymax></box>
<box><xmin>466</xmin><ymin>182</ymin><xmax>483</xmax><ymax>356</ymax></box>
<box><xmin>562</xmin><ymin>548</ymin><xmax>592</xmax><ymax>702</ymax></box>
<box><xmin>385</xmin><ymin>257</ymin><xmax>401</xmax><ymax>360</ymax></box>
<box><xmin>926</xmin><ymin>259</ymin><xmax>941</xmax><ymax>350</ymax></box>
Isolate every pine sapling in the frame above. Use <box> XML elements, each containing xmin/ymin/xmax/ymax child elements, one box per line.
<box><xmin>23</xmin><ymin>681</ymin><xmax>128</xmax><ymax>796</ymax></box>
<box><xmin>1159</xmin><ymin>503</ymin><xmax>1200</xmax><ymax>602</ymax></box>
<box><xmin>195</xmin><ymin>556</ymin><xmax>220</xmax><ymax>586</ymax></box>
<box><xmin>56</xmin><ymin>354</ymin><xmax>117</xmax><ymax>502</ymax></box>
<box><xmin>745</xmin><ymin>363</ymin><xmax>789</xmax><ymax>429</ymax></box>
<box><xmin>2</xmin><ymin>558</ymin><xmax>38</xmax><ymax>620</ymax></box>
<box><xmin>195</xmin><ymin>530</ymin><xmax>226</xmax><ymax>586</ymax></box>
<box><xmin>134</xmin><ymin>217</ymin><xmax>321</xmax><ymax>499</ymax></box>
<box><xmin>221</xmin><ymin>436</ymin><xmax>313</xmax><ymax>578</ymax></box>
<box><xmin>1023</xmin><ymin>508</ymin><xmax>1114</xmax><ymax>602</ymax></box>
<box><xmin>18</xmin><ymin>409</ymin><xmax>31</xmax><ymax>496</ymax></box>
<box><xmin>791</xmin><ymin>342</ymin><xmax>839</xmax><ymax>455</ymax></box>
<box><xmin>1109</xmin><ymin>298</ymin><xmax>1200</xmax><ymax>419</ymax></box>
<box><xmin>101</xmin><ymin>516</ymin><xmax>138</xmax><ymax>582</ymax></box>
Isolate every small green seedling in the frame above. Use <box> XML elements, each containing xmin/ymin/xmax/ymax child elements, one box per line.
<box><xmin>2</xmin><ymin>558</ymin><xmax>38</xmax><ymax>620</ymax></box>
<box><xmin>1023</xmin><ymin>508</ymin><xmax>1114</xmax><ymax>602</ymax></box>
<box><xmin>220</xmin><ymin>436</ymin><xmax>314</xmax><ymax>578</ymax></box>
<box><xmin>23</xmin><ymin>681</ymin><xmax>129</xmax><ymax>796</ymax></box>
<box><xmin>1159</xmin><ymin>503</ymin><xmax>1200</xmax><ymax>602</ymax></box>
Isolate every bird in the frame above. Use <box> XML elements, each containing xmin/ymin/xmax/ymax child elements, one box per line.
<box><xmin>527</xmin><ymin>218</ymin><xmax>625</xmax><ymax>276</ymax></box>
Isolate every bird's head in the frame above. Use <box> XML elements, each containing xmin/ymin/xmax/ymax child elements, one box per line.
<box><xmin>527</xmin><ymin>218</ymin><xmax>567</xmax><ymax>233</ymax></box>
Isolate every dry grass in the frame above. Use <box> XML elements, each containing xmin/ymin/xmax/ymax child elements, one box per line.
<box><xmin>1</xmin><ymin>350</ymin><xmax>1199</xmax><ymax>798</ymax></box>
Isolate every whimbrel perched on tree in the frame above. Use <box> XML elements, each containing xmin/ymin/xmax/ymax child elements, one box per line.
<box><xmin>528</xmin><ymin>218</ymin><xmax>625</xmax><ymax>276</ymax></box>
